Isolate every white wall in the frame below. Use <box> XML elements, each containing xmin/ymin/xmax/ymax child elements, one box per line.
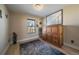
<box><xmin>9</xmin><ymin>12</ymin><xmax>43</xmax><ymax>42</ymax></box>
<box><xmin>63</xmin><ymin>5</ymin><xmax>79</xmax><ymax>26</ymax></box>
<box><xmin>42</xmin><ymin>5</ymin><xmax>79</xmax><ymax>49</ymax></box>
<box><xmin>0</xmin><ymin>5</ymin><xmax>9</xmax><ymax>54</ymax></box>
<box><xmin>63</xmin><ymin>5</ymin><xmax>79</xmax><ymax>49</ymax></box>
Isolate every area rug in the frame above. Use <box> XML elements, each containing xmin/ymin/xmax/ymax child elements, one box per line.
<box><xmin>20</xmin><ymin>40</ymin><xmax>65</xmax><ymax>55</ymax></box>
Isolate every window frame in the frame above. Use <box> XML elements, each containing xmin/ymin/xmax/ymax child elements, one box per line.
<box><xmin>26</xmin><ymin>19</ymin><xmax>36</xmax><ymax>34</ymax></box>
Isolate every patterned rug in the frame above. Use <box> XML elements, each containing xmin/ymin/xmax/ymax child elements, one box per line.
<box><xmin>20</xmin><ymin>40</ymin><xmax>65</xmax><ymax>55</ymax></box>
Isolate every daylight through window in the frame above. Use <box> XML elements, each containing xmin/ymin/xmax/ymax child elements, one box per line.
<box><xmin>26</xmin><ymin>19</ymin><xmax>36</xmax><ymax>33</ymax></box>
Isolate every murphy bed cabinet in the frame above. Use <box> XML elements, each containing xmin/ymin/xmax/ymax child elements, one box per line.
<box><xmin>42</xmin><ymin>10</ymin><xmax>63</xmax><ymax>47</ymax></box>
<box><xmin>42</xmin><ymin>24</ymin><xmax>63</xmax><ymax>47</ymax></box>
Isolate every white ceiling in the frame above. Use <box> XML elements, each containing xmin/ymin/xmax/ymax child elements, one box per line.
<box><xmin>6</xmin><ymin>4</ymin><xmax>68</xmax><ymax>17</ymax></box>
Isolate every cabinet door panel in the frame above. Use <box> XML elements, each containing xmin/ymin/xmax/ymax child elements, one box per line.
<box><xmin>46</xmin><ymin>26</ymin><xmax>52</xmax><ymax>43</ymax></box>
<box><xmin>47</xmin><ymin>26</ymin><xmax>51</xmax><ymax>33</ymax></box>
<box><xmin>42</xmin><ymin>27</ymin><xmax>47</xmax><ymax>41</ymax></box>
<box><xmin>42</xmin><ymin>25</ymin><xmax>63</xmax><ymax>47</ymax></box>
<box><xmin>51</xmin><ymin>25</ymin><xmax>60</xmax><ymax>47</ymax></box>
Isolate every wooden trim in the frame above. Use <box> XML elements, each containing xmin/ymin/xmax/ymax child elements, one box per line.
<box><xmin>46</xmin><ymin>24</ymin><xmax>62</xmax><ymax>27</ymax></box>
<box><xmin>62</xmin><ymin>9</ymin><xmax>64</xmax><ymax>46</ymax></box>
<box><xmin>61</xmin><ymin>9</ymin><xmax>63</xmax><ymax>24</ymax></box>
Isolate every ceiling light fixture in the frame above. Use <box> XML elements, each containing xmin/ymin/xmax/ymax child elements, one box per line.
<box><xmin>33</xmin><ymin>4</ymin><xmax>44</xmax><ymax>11</ymax></box>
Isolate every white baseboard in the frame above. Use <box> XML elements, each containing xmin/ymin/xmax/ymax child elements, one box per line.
<box><xmin>1</xmin><ymin>44</ymin><xmax>9</xmax><ymax>55</ymax></box>
<box><xmin>18</xmin><ymin>36</ymin><xmax>39</xmax><ymax>43</ymax></box>
<box><xmin>64</xmin><ymin>43</ymin><xmax>79</xmax><ymax>50</ymax></box>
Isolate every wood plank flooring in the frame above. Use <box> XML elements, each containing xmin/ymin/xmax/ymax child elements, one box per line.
<box><xmin>6</xmin><ymin>43</ymin><xmax>20</xmax><ymax>55</ymax></box>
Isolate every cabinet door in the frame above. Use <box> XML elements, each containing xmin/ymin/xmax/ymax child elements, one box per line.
<box><xmin>51</xmin><ymin>25</ymin><xmax>60</xmax><ymax>47</ymax></box>
<box><xmin>46</xmin><ymin>26</ymin><xmax>52</xmax><ymax>43</ymax></box>
<box><xmin>42</xmin><ymin>27</ymin><xmax>47</xmax><ymax>41</ymax></box>
<box><xmin>59</xmin><ymin>25</ymin><xmax>63</xmax><ymax>46</ymax></box>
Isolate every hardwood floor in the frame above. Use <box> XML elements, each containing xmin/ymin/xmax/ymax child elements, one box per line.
<box><xmin>6</xmin><ymin>43</ymin><xmax>20</xmax><ymax>55</ymax></box>
<box><xmin>62</xmin><ymin>45</ymin><xmax>79</xmax><ymax>55</ymax></box>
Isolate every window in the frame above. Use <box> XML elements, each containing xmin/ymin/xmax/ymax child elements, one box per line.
<box><xmin>26</xmin><ymin>19</ymin><xmax>36</xmax><ymax>33</ymax></box>
<box><xmin>47</xmin><ymin>10</ymin><xmax>63</xmax><ymax>25</ymax></box>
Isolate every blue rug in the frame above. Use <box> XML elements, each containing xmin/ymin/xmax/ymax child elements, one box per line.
<box><xmin>20</xmin><ymin>40</ymin><xmax>65</xmax><ymax>55</ymax></box>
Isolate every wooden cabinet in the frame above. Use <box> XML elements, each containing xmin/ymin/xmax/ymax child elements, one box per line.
<box><xmin>42</xmin><ymin>27</ymin><xmax>47</xmax><ymax>41</ymax></box>
<box><xmin>42</xmin><ymin>10</ymin><xmax>63</xmax><ymax>47</ymax></box>
<box><xmin>46</xmin><ymin>26</ymin><xmax>52</xmax><ymax>43</ymax></box>
<box><xmin>51</xmin><ymin>25</ymin><xmax>60</xmax><ymax>47</ymax></box>
<box><xmin>42</xmin><ymin>24</ymin><xmax>63</xmax><ymax>47</ymax></box>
